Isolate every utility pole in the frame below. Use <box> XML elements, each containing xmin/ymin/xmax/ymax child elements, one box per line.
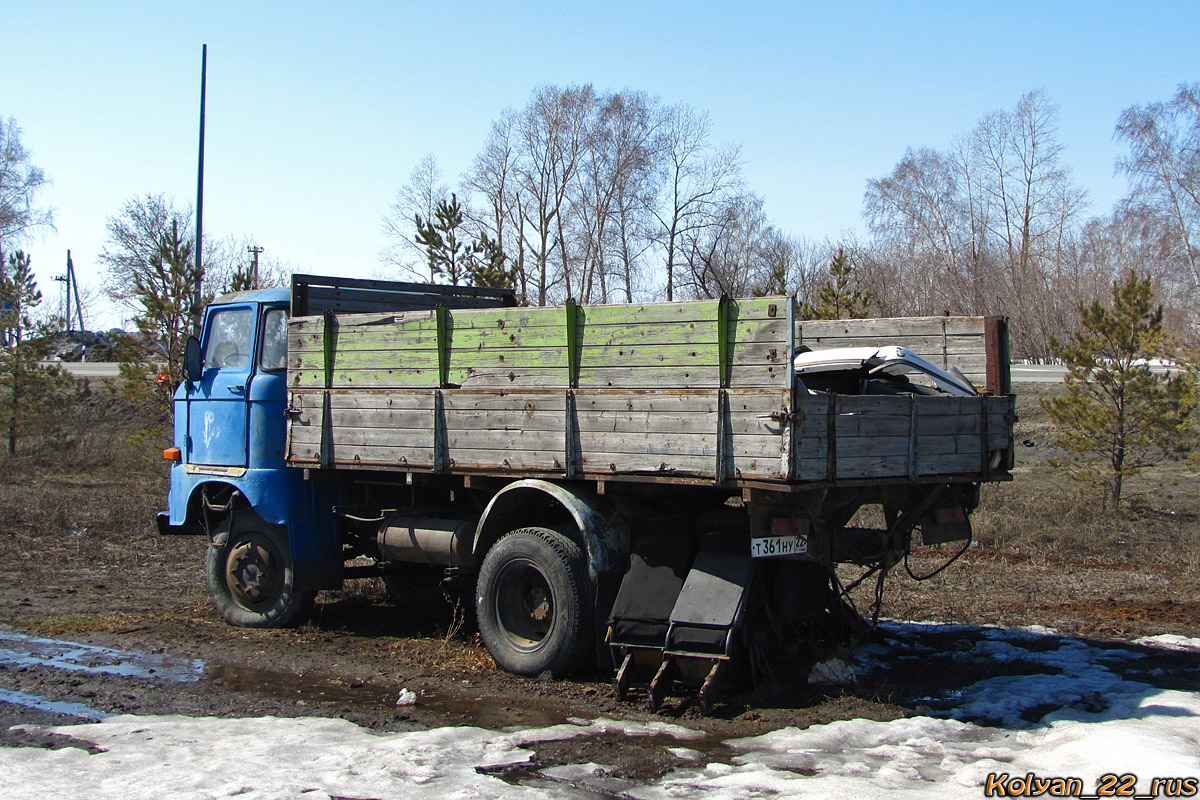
<box><xmin>53</xmin><ymin>250</ymin><xmax>85</xmax><ymax>333</ymax></box>
<box><xmin>247</xmin><ymin>245</ymin><xmax>264</xmax><ymax>289</ymax></box>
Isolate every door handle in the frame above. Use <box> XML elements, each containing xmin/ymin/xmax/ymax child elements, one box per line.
<box><xmin>227</xmin><ymin>385</ymin><xmax>245</xmax><ymax>393</ymax></box>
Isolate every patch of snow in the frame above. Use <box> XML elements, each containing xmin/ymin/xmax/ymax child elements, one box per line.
<box><xmin>1134</xmin><ymin>634</ymin><xmax>1200</xmax><ymax>652</ymax></box>
<box><xmin>2</xmin><ymin>624</ymin><xmax>1199</xmax><ymax>799</ymax></box>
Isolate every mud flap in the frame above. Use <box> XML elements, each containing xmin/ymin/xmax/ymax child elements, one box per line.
<box><xmin>921</xmin><ymin>505</ymin><xmax>972</xmax><ymax>545</ymax></box>
<box><xmin>607</xmin><ymin>527</ymin><xmax>692</xmax><ymax>700</ymax></box>
<box><xmin>649</xmin><ymin>550</ymin><xmax>753</xmax><ymax>710</ymax></box>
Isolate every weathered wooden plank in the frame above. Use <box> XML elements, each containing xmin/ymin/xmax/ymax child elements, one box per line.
<box><xmin>797</xmin><ymin>332</ymin><xmax>987</xmax><ymax>355</ymax></box>
<box><xmin>293</xmin><ymin>339</ymin><xmax>788</xmax><ymax>376</ymax></box>
<box><xmin>443</xmin><ymin>393</ymin><xmax>567</xmax><ymax>445</ymax></box>
<box><xmin>796</xmin><ymin>434</ymin><xmax>986</xmax><ymax>459</ymax></box>
<box><xmin>458</xmin><ymin>367</ymin><xmax>569</xmax><ymax>389</ymax></box>
<box><xmin>290</xmin><ymin>326</ymin><xmax>568</xmax><ymax>354</ymax></box>
<box><xmin>292</xmin><ymin>310</ymin><xmax>789</xmax><ymax>353</ymax></box>
<box><xmin>444</xmin><ymin>427</ymin><xmax>565</xmax><ymax>453</ymax></box>
<box><xmin>573</xmin><ymin>390</ymin><xmax>780</xmax><ymax>411</ymax></box>
<box><xmin>576</xmin><ymin>341</ymin><xmax>787</xmax><ymax>369</ymax></box>
<box><xmin>291</xmin><ymin>317</ymin><xmax>567</xmax><ymax>350</ymax></box>
<box><xmin>289</xmin><ymin>368</ymin><xmax>441</xmax><ymax>389</ymax></box>
<box><xmin>577</xmin><ymin>431</ymin><xmax>716</xmax><ymax>458</ymax></box>
<box><xmin>798</xmin><ymin>317</ymin><xmax>988</xmax><ymax>339</ymax></box>
<box><xmin>578</xmin><ymin>318</ymin><xmax>786</xmax><ymax>347</ymax></box>
<box><xmin>796</xmin><ymin>452</ymin><xmax>987</xmax><ymax>480</ymax></box>
<box><xmin>442</xmin><ymin>391</ymin><xmax>568</xmax><ymax>412</ymax></box>
<box><xmin>574</xmin><ymin>364</ymin><xmax>785</xmax><ymax>389</ymax></box>
<box><xmin>578</xmin><ymin>451</ymin><xmax>719</xmax><ymax>475</ymax></box>
<box><xmin>797</xmin><ymin>454</ymin><xmax>909</xmax><ymax>480</ymax></box>
<box><xmin>577</xmin><ymin>412</ymin><xmax>782</xmax><ymax>437</ymax></box>
<box><xmin>916</xmin><ymin>453</ymin><xmax>987</xmax><ymax>475</ymax></box>
<box><xmin>796</xmin><ymin>413</ymin><xmax>980</xmax><ymax>438</ymax></box>
<box><xmin>727</xmin><ymin>455</ymin><xmax>787</xmax><ymax>480</ymax></box>
<box><xmin>577</xmin><ymin>300</ymin><xmax>719</xmax><ymax>326</ymax></box>
<box><xmin>316</xmin><ymin>392</ymin><xmax>436</xmax><ymax>411</ymax></box>
<box><xmin>320</xmin><ymin>408</ymin><xmax>434</xmax><ymax>431</ymax></box>
<box><xmin>288</xmin><ymin>440</ymin><xmax>435</xmax><ymax>468</ymax></box>
<box><xmin>444</xmin><ymin>448</ymin><xmax>567</xmax><ymax>471</ymax></box>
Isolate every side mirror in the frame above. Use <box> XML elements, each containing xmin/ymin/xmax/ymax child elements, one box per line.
<box><xmin>184</xmin><ymin>336</ymin><xmax>203</xmax><ymax>382</ymax></box>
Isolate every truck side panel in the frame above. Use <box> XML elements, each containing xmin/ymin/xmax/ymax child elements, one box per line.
<box><xmin>285</xmin><ymin>298</ymin><xmax>794</xmax><ymax>481</ymax></box>
<box><xmin>285</xmin><ymin>300</ymin><xmax>1013</xmax><ymax>486</ymax></box>
<box><xmin>794</xmin><ymin>394</ymin><xmax>1014</xmax><ymax>481</ymax></box>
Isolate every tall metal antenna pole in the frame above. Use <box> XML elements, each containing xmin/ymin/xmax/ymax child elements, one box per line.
<box><xmin>193</xmin><ymin>43</ymin><xmax>207</xmax><ymax>335</ymax></box>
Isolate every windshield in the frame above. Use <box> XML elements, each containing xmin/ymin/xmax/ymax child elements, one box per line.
<box><xmin>203</xmin><ymin>307</ymin><xmax>255</xmax><ymax>370</ymax></box>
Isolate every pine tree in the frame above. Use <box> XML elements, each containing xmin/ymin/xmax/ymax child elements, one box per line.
<box><xmin>464</xmin><ymin>232</ymin><xmax>514</xmax><ymax>290</ymax></box>
<box><xmin>416</xmin><ymin>194</ymin><xmax>515</xmax><ymax>290</ymax></box>
<box><xmin>801</xmin><ymin>248</ymin><xmax>871</xmax><ymax>320</ymax></box>
<box><xmin>0</xmin><ymin>251</ymin><xmax>69</xmax><ymax>454</ymax></box>
<box><xmin>414</xmin><ymin>194</ymin><xmax>468</xmax><ymax>285</ymax></box>
<box><xmin>117</xmin><ymin>217</ymin><xmax>200</xmax><ymax>420</ymax></box>
<box><xmin>1042</xmin><ymin>271</ymin><xmax>1196</xmax><ymax>510</ymax></box>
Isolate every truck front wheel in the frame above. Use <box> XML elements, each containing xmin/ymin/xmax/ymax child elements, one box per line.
<box><xmin>206</xmin><ymin>514</ymin><xmax>315</xmax><ymax>628</ymax></box>
<box><xmin>476</xmin><ymin>528</ymin><xmax>592</xmax><ymax>676</ymax></box>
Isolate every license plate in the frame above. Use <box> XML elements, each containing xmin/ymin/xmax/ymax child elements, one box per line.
<box><xmin>751</xmin><ymin>535</ymin><xmax>808</xmax><ymax>558</ymax></box>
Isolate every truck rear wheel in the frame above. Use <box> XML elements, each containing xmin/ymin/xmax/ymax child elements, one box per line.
<box><xmin>475</xmin><ymin>528</ymin><xmax>592</xmax><ymax>677</ymax></box>
<box><xmin>206</xmin><ymin>513</ymin><xmax>315</xmax><ymax>628</ymax></box>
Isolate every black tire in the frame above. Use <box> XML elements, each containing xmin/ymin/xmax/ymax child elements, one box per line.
<box><xmin>205</xmin><ymin>513</ymin><xmax>315</xmax><ymax>628</ymax></box>
<box><xmin>475</xmin><ymin>527</ymin><xmax>593</xmax><ymax>677</ymax></box>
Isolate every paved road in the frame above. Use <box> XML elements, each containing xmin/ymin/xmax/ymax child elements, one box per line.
<box><xmin>1010</xmin><ymin>363</ymin><xmax>1183</xmax><ymax>383</ymax></box>
<box><xmin>1010</xmin><ymin>364</ymin><xmax>1066</xmax><ymax>383</ymax></box>
<box><xmin>39</xmin><ymin>361</ymin><xmax>121</xmax><ymax>377</ymax></box>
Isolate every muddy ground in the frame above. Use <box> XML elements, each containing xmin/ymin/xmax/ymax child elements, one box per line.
<box><xmin>1</xmin><ymin>382</ymin><xmax>1198</xmax><ymax>781</ymax></box>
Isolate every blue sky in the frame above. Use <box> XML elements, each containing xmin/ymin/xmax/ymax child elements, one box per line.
<box><xmin>5</xmin><ymin>1</ymin><xmax>1198</xmax><ymax>327</ymax></box>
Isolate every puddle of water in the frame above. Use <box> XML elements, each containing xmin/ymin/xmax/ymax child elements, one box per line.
<box><xmin>205</xmin><ymin>662</ymin><xmax>571</xmax><ymax>729</ymax></box>
<box><xmin>0</xmin><ymin>687</ymin><xmax>112</xmax><ymax>721</ymax></box>
<box><xmin>0</xmin><ymin>629</ymin><xmax>203</xmax><ymax>683</ymax></box>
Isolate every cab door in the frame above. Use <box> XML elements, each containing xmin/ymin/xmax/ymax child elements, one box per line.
<box><xmin>187</xmin><ymin>304</ymin><xmax>256</xmax><ymax>467</ymax></box>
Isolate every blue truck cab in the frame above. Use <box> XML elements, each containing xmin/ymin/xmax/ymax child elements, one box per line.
<box><xmin>158</xmin><ymin>276</ymin><xmax>519</xmax><ymax>629</ymax></box>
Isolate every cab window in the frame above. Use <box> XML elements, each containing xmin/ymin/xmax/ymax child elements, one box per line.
<box><xmin>204</xmin><ymin>307</ymin><xmax>255</xmax><ymax>370</ymax></box>
<box><xmin>259</xmin><ymin>307</ymin><xmax>288</xmax><ymax>371</ymax></box>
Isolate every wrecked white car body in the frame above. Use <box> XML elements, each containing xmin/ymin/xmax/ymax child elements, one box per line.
<box><xmin>793</xmin><ymin>345</ymin><xmax>978</xmax><ymax>397</ymax></box>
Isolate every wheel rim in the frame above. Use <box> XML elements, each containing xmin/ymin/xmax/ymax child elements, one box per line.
<box><xmin>493</xmin><ymin>558</ymin><xmax>554</xmax><ymax>652</ymax></box>
<box><xmin>225</xmin><ymin>535</ymin><xmax>283</xmax><ymax>611</ymax></box>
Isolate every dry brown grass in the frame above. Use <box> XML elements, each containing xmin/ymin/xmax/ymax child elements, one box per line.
<box><xmin>1</xmin><ymin>379</ymin><xmax>1197</xmax><ymax>649</ymax></box>
<box><xmin>836</xmin><ymin>383</ymin><xmax>1200</xmax><ymax>639</ymax></box>
<box><xmin>971</xmin><ymin>385</ymin><xmax>1200</xmax><ymax>575</ymax></box>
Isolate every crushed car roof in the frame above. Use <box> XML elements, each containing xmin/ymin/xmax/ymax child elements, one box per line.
<box><xmin>794</xmin><ymin>345</ymin><xmax>978</xmax><ymax>396</ymax></box>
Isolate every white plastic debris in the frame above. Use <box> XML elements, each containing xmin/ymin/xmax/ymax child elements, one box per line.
<box><xmin>808</xmin><ymin>657</ymin><xmax>856</xmax><ymax>686</ymax></box>
<box><xmin>395</xmin><ymin>688</ymin><xmax>417</xmax><ymax>706</ymax></box>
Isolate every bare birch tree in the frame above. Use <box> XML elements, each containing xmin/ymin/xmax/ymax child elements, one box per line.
<box><xmin>380</xmin><ymin>153</ymin><xmax>449</xmax><ymax>280</ymax></box>
<box><xmin>652</xmin><ymin>104</ymin><xmax>742</xmax><ymax>301</ymax></box>
<box><xmin>0</xmin><ymin>116</ymin><xmax>54</xmax><ymax>260</ymax></box>
<box><xmin>1115</xmin><ymin>82</ymin><xmax>1200</xmax><ymax>337</ymax></box>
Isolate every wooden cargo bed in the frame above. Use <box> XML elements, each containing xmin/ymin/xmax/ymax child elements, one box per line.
<box><xmin>285</xmin><ymin>297</ymin><xmax>1013</xmax><ymax>488</ymax></box>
